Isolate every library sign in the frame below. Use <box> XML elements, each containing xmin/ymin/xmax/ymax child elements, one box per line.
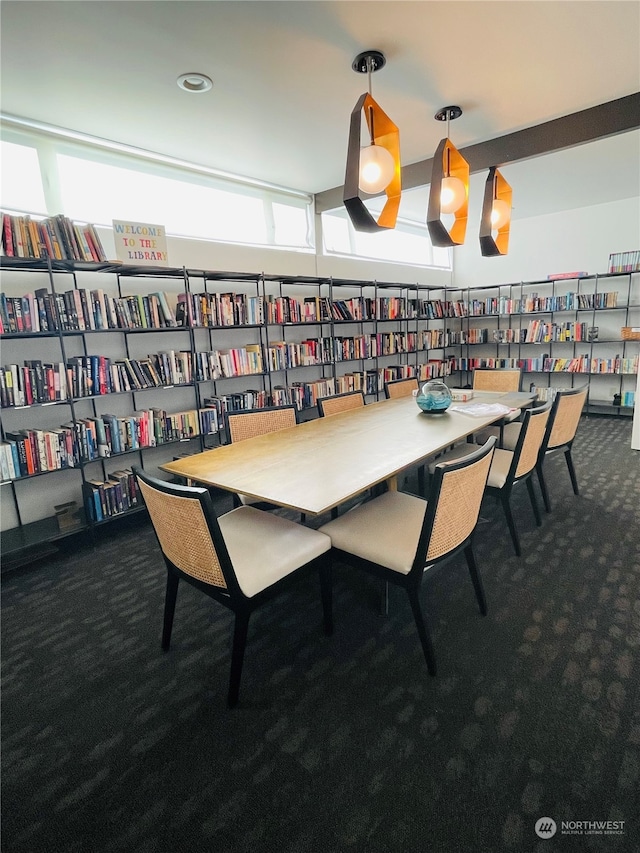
<box><xmin>112</xmin><ymin>220</ymin><xmax>169</xmax><ymax>266</ymax></box>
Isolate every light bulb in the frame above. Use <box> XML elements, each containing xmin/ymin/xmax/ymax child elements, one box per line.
<box><xmin>358</xmin><ymin>144</ymin><xmax>395</xmax><ymax>193</ymax></box>
<box><xmin>439</xmin><ymin>176</ymin><xmax>466</xmax><ymax>214</ymax></box>
<box><xmin>491</xmin><ymin>198</ymin><xmax>511</xmax><ymax>229</ymax></box>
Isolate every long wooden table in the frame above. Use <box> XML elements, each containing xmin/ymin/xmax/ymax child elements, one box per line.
<box><xmin>161</xmin><ymin>391</ymin><xmax>535</xmax><ymax>516</ymax></box>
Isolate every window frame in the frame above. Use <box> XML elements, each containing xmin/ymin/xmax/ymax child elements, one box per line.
<box><xmin>0</xmin><ymin>118</ymin><xmax>315</xmax><ymax>252</ymax></box>
<box><xmin>320</xmin><ymin>205</ymin><xmax>452</xmax><ymax>271</ymax></box>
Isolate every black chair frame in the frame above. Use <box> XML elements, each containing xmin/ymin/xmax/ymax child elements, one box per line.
<box><xmin>485</xmin><ymin>403</ymin><xmax>551</xmax><ymax>556</ymax></box>
<box><xmin>383</xmin><ymin>378</ymin><xmax>425</xmax><ymax>495</ymax></box>
<box><xmin>326</xmin><ymin>439</ymin><xmax>496</xmax><ymax>676</ymax></box>
<box><xmin>535</xmin><ymin>386</ymin><xmax>587</xmax><ymax>512</ymax></box>
<box><xmin>317</xmin><ymin>390</ymin><xmax>366</xmax><ymax>418</ymax></box>
<box><xmin>225</xmin><ymin>404</ymin><xmax>299</xmax><ymax>513</ymax></box>
<box><xmin>225</xmin><ymin>404</ymin><xmax>298</xmax><ymax>445</ymax></box>
<box><xmin>384</xmin><ymin>377</ymin><xmax>419</xmax><ymax>398</ymax></box>
<box><xmin>134</xmin><ymin>467</ymin><xmax>332</xmax><ymax>708</ymax></box>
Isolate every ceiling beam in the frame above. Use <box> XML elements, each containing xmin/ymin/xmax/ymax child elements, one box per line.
<box><xmin>315</xmin><ymin>92</ymin><xmax>640</xmax><ymax>213</ymax></box>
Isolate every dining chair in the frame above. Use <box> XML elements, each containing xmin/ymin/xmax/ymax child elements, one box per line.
<box><xmin>430</xmin><ymin>402</ymin><xmax>551</xmax><ymax>556</ymax></box>
<box><xmin>470</xmin><ymin>367</ymin><xmax>525</xmax><ymax>447</ymax></box>
<box><xmin>318</xmin><ymin>438</ymin><xmax>496</xmax><ymax>677</ymax></box>
<box><xmin>317</xmin><ymin>390</ymin><xmax>367</xmax><ymax>515</ymax></box>
<box><xmin>473</xmin><ymin>367</ymin><xmax>523</xmax><ymax>428</ymax></box>
<box><xmin>133</xmin><ymin>466</ymin><xmax>332</xmax><ymax>708</ymax></box>
<box><xmin>384</xmin><ymin>376</ymin><xmax>425</xmax><ymax>495</ymax></box>
<box><xmin>473</xmin><ymin>367</ymin><xmax>522</xmax><ymax>393</ymax></box>
<box><xmin>226</xmin><ymin>405</ymin><xmax>298</xmax><ymax>512</ymax></box>
<box><xmin>485</xmin><ymin>386</ymin><xmax>588</xmax><ymax>513</ymax></box>
<box><xmin>384</xmin><ymin>376</ymin><xmax>419</xmax><ymax>399</ymax></box>
<box><xmin>317</xmin><ymin>390</ymin><xmax>365</xmax><ymax>417</ymax></box>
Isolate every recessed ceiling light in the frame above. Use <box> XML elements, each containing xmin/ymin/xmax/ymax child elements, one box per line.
<box><xmin>177</xmin><ymin>73</ymin><xmax>213</xmax><ymax>93</ymax></box>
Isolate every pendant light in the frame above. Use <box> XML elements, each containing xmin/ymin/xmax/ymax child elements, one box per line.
<box><xmin>426</xmin><ymin>106</ymin><xmax>470</xmax><ymax>247</ymax></box>
<box><xmin>343</xmin><ymin>50</ymin><xmax>401</xmax><ymax>233</ymax></box>
<box><xmin>480</xmin><ymin>166</ymin><xmax>512</xmax><ymax>256</ymax></box>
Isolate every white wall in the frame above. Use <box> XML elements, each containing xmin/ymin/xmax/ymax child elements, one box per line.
<box><xmin>453</xmin><ymin>195</ymin><xmax>640</xmax><ymax>287</ymax></box>
<box><xmin>95</xmin><ymin>222</ymin><xmax>452</xmax><ymax>288</ymax></box>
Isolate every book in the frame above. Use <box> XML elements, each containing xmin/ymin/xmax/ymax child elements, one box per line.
<box><xmin>546</xmin><ymin>271</ymin><xmax>589</xmax><ymax>280</ymax></box>
<box><xmin>54</xmin><ymin>500</ymin><xmax>82</xmax><ymax>531</ymax></box>
<box><xmin>450</xmin><ymin>389</ymin><xmax>475</xmax><ymax>402</ymax></box>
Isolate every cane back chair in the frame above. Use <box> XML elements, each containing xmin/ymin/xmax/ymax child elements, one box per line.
<box><xmin>318</xmin><ymin>438</ymin><xmax>496</xmax><ymax>678</ymax></box>
<box><xmin>491</xmin><ymin>386</ymin><xmax>588</xmax><ymax>512</ymax></box>
<box><xmin>317</xmin><ymin>390</ymin><xmax>366</xmax><ymax>418</ymax></box>
<box><xmin>226</xmin><ymin>405</ymin><xmax>298</xmax><ymax>512</ymax></box>
<box><xmin>432</xmin><ymin>403</ymin><xmax>551</xmax><ymax>556</ymax></box>
<box><xmin>134</xmin><ymin>466</ymin><xmax>332</xmax><ymax>708</ymax></box>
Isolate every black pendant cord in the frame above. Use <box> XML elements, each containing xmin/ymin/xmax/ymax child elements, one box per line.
<box><xmin>366</xmin><ymin>56</ymin><xmax>375</xmax><ymax>143</ymax></box>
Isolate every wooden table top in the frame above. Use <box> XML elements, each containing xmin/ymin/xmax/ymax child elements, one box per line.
<box><xmin>161</xmin><ymin>390</ymin><xmax>535</xmax><ymax>516</ymax></box>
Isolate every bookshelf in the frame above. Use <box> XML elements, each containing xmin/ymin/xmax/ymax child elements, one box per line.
<box><xmin>3</xmin><ymin>257</ymin><xmax>636</xmax><ymax>564</ymax></box>
<box><xmin>0</xmin><ymin>260</ymin><xmax>213</xmax><ymax>562</ymax></box>
<box><xmin>443</xmin><ymin>272</ymin><xmax>639</xmax><ymax>416</ymax></box>
<box><xmin>263</xmin><ymin>275</ymin><xmax>335</xmax><ymax>418</ymax></box>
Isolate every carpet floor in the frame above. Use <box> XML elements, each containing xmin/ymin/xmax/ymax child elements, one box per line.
<box><xmin>2</xmin><ymin>415</ymin><xmax>639</xmax><ymax>853</ymax></box>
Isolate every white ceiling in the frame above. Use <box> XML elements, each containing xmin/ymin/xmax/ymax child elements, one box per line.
<box><xmin>1</xmin><ymin>0</ymin><xmax>639</xmax><ymax>209</ymax></box>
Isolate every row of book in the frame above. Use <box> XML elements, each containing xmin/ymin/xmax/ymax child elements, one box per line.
<box><xmin>333</xmin><ymin>333</ymin><xmax>416</xmax><ymax>362</ymax></box>
<box><xmin>0</xmin><ymin>407</ymin><xmax>207</xmax><ymax>481</ymax></box>
<box><xmin>411</xmin><ymin>299</ymin><xmax>461</xmax><ymax>320</ymax></box>
<box><xmin>0</xmin><ymin>360</ymin><xmax>69</xmax><ymax>407</ymax></box>
<box><xmin>0</xmin><ymin>427</ymin><xmax>74</xmax><ymax>480</ymax></box>
<box><xmin>1</xmin><ymin>285</ymin><xmax>630</xmax><ymax>337</ymax></box>
<box><xmin>84</xmin><ymin>409</ymin><xmax>202</xmax><ymax>457</ymax></box>
<box><xmin>451</xmin><ymin>355</ymin><xmax>639</xmax><ymax>375</ymax></box>
<box><xmin>329</xmin><ymin>296</ymin><xmax>411</xmax><ymax>322</ymax></box>
<box><xmin>525</xmin><ymin>385</ymin><xmax>635</xmax><ymax>405</ymax></box>
<box><xmin>176</xmin><ymin>291</ymin><xmax>264</xmax><ymax>327</ymax></box>
<box><xmin>445</xmin><ymin>323</ymin><xmax>596</xmax><ymax>345</ymax></box>
<box><xmin>264</xmin><ymin>295</ymin><xmax>332</xmax><ymax>325</ymax></box>
<box><xmin>266</xmin><ymin>339</ymin><xmax>333</xmax><ymax>371</ymax></box>
<box><xmin>608</xmin><ymin>251</ymin><xmax>640</xmax><ymax>274</ymax></box>
<box><xmin>4</xmin><ymin>339</ymin><xmax>453</xmax><ymax>408</ymax></box>
<box><xmin>0</xmin><ymin>288</ymin><xmax>177</xmax><ymax>334</ymax></box>
<box><xmin>446</xmin><ymin>329</ymin><xmax>490</xmax><ymax>345</ymax></box>
<box><xmin>265</xmin><ymin>333</ymin><xmax>454</xmax><ymax>370</ymax></box>
<box><xmin>448</xmin><ymin>291</ymin><xmax>621</xmax><ymax>317</ymax></box>
<box><xmin>523</xmin><ymin>320</ymin><xmax>592</xmax><ymax>343</ymax></box>
<box><xmin>83</xmin><ymin>470</ymin><xmax>140</xmax><ymax>523</ymax></box>
<box><xmin>1</xmin><ymin>213</ymin><xmax>107</xmax><ymax>262</ymax></box>
<box><xmin>453</xmin><ymin>357</ymin><xmax>540</xmax><ymax>372</ymax></box>
<box><xmin>521</xmin><ymin>291</ymin><xmax>619</xmax><ymax>313</ymax></box>
<box><xmin>0</xmin><ymin>351</ymin><xmax>195</xmax><ymax>407</ymax></box>
<box><xmin>542</xmin><ymin>355</ymin><xmax>638</xmax><ymax>374</ymax></box>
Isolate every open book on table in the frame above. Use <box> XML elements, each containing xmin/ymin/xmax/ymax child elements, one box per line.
<box><xmin>449</xmin><ymin>402</ymin><xmax>515</xmax><ymax>418</ymax></box>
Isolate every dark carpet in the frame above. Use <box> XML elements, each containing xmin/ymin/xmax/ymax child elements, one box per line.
<box><xmin>2</xmin><ymin>416</ymin><xmax>639</xmax><ymax>853</ymax></box>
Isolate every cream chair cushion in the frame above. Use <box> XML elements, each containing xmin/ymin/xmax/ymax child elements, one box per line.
<box><xmin>218</xmin><ymin>506</ymin><xmax>330</xmax><ymax>597</ymax></box>
<box><xmin>319</xmin><ymin>490</ymin><xmax>427</xmax><ymax>575</ymax></box>
<box><xmin>475</xmin><ymin>422</ymin><xmax>521</xmax><ymax>451</ymax></box>
<box><xmin>238</xmin><ymin>493</ymin><xmax>260</xmax><ymax>506</ymax></box>
<box><xmin>486</xmin><ymin>448</ymin><xmax>514</xmax><ymax>489</ymax></box>
<box><xmin>504</xmin><ymin>408</ymin><xmax>522</xmax><ymax>422</ymax></box>
<box><xmin>427</xmin><ymin>443</ymin><xmax>477</xmax><ymax>473</ymax></box>
<box><xmin>428</xmin><ymin>443</ymin><xmax>514</xmax><ymax>489</ymax></box>
<box><xmin>498</xmin><ymin>422</ymin><xmax>522</xmax><ymax>451</ymax></box>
